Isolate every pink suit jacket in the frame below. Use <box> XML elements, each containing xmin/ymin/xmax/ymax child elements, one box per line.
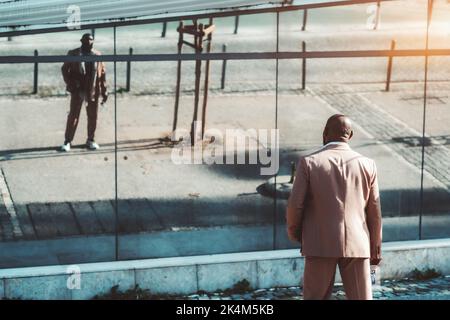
<box><xmin>286</xmin><ymin>142</ymin><xmax>382</xmax><ymax>259</ymax></box>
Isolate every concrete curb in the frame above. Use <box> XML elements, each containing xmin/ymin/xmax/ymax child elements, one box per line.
<box><xmin>0</xmin><ymin>238</ymin><xmax>449</xmax><ymax>300</ymax></box>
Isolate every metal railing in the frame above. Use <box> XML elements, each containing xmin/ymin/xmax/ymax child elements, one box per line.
<box><xmin>5</xmin><ymin>46</ymin><xmax>449</xmax><ymax>94</ymax></box>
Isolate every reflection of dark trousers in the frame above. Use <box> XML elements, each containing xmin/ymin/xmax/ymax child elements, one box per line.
<box><xmin>65</xmin><ymin>92</ymin><xmax>98</xmax><ymax>143</ymax></box>
<box><xmin>303</xmin><ymin>256</ymin><xmax>372</xmax><ymax>300</ymax></box>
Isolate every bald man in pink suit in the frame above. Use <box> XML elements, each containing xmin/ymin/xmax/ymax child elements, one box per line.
<box><xmin>286</xmin><ymin>114</ymin><xmax>382</xmax><ymax>300</ymax></box>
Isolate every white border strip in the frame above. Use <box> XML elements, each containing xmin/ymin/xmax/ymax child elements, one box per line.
<box><xmin>0</xmin><ymin>168</ymin><xmax>22</xmax><ymax>239</ymax></box>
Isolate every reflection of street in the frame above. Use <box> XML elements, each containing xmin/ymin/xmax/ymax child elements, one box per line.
<box><xmin>0</xmin><ymin>83</ymin><xmax>449</xmax><ymax>262</ymax></box>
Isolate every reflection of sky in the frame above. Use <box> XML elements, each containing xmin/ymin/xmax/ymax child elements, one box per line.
<box><xmin>0</xmin><ymin>0</ymin><xmax>350</xmax><ymax>33</ymax></box>
<box><xmin>1</xmin><ymin>0</ymin><xmax>450</xmax><ymax>37</ymax></box>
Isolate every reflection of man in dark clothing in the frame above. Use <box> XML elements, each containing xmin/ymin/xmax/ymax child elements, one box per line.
<box><xmin>61</xmin><ymin>33</ymin><xmax>107</xmax><ymax>151</ymax></box>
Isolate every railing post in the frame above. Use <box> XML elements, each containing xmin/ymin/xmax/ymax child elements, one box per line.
<box><xmin>172</xmin><ymin>21</ymin><xmax>184</xmax><ymax>133</ymax></box>
<box><xmin>126</xmin><ymin>47</ymin><xmax>133</xmax><ymax>92</ymax></box>
<box><xmin>161</xmin><ymin>21</ymin><xmax>167</xmax><ymax>38</ymax></box>
<box><xmin>373</xmin><ymin>1</ymin><xmax>381</xmax><ymax>30</ymax></box>
<box><xmin>91</xmin><ymin>28</ymin><xmax>95</xmax><ymax>38</ymax></box>
<box><xmin>221</xmin><ymin>44</ymin><xmax>227</xmax><ymax>90</ymax></box>
<box><xmin>234</xmin><ymin>16</ymin><xmax>239</xmax><ymax>34</ymax></box>
<box><xmin>33</xmin><ymin>49</ymin><xmax>38</xmax><ymax>94</ymax></box>
<box><xmin>201</xmin><ymin>17</ymin><xmax>214</xmax><ymax>140</ymax></box>
<box><xmin>301</xmin><ymin>9</ymin><xmax>308</xmax><ymax>31</ymax></box>
<box><xmin>385</xmin><ymin>40</ymin><xmax>396</xmax><ymax>91</ymax></box>
<box><xmin>302</xmin><ymin>41</ymin><xmax>306</xmax><ymax>90</ymax></box>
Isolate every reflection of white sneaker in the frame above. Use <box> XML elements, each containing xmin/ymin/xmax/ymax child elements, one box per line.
<box><xmin>86</xmin><ymin>140</ymin><xmax>100</xmax><ymax>150</ymax></box>
<box><xmin>60</xmin><ymin>142</ymin><xmax>71</xmax><ymax>152</ymax></box>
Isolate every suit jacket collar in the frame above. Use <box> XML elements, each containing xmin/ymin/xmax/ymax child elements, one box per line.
<box><xmin>72</xmin><ymin>47</ymin><xmax>102</xmax><ymax>76</ymax></box>
<box><xmin>323</xmin><ymin>141</ymin><xmax>351</xmax><ymax>151</ymax></box>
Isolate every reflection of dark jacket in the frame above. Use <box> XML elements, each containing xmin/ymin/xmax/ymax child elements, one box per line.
<box><xmin>61</xmin><ymin>47</ymin><xmax>107</xmax><ymax>101</ymax></box>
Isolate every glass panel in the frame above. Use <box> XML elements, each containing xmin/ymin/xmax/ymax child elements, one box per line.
<box><xmin>421</xmin><ymin>56</ymin><xmax>450</xmax><ymax>239</ymax></box>
<box><xmin>1</xmin><ymin>0</ymin><xmax>444</xmax><ymax>270</ymax></box>
<box><xmin>275</xmin><ymin>0</ymin><xmax>429</xmax><ymax>250</ymax></box>
<box><xmin>421</xmin><ymin>0</ymin><xmax>450</xmax><ymax>239</ymax></box>
<box><xmin>0</xmin><ymin>29</ymin><xmax>116</xmax><ymax>268</ymax></box>
<box><xmin>116</xmin><ymin>15</ymin><xmax>277</xmax><ymax>259</ymax></box>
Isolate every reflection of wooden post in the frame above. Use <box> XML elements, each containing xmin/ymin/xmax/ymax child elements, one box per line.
<box><xmin>201</xmin><ymin>18</ymin><xmax>213</xmax><ymax>139</ymax></box>
<box><xmin>126</xmin><ymin>47</ymin><xmax>133</xmax><ymax>92</ymax></box>
<box><xmin>428</xmin><ymin>0</ymin><xmax>434</xmax><ymax>24</ymax></box>
<box><xmin>172</xmin><ymin>21</ymin><xmax>183</xmax><ymax>132</ymax></box>
<box><xmin>175</xmin><ymin>20</ymin><xmax>215</xmax><ymax>145</ymax></box>
<box><xmin>385</xmin><ymin>40</ymin><xmax>396</xmax><ymax>91</ymax></box>
<box><xmin>301</xmin><ymin>41</ymin><xmax>306</xmax><ymax>90</ymax></box>
<box><xmin>191</xmin><ymin>22</ymin><xmax>203</xmax><ymax>146</ymax></box>
<box><xmin>301</xmin><ymin>9</ymin><xmax>308</xmax><ymax>31</ymax></box>
<box><xmin>234</xmin><ymin>16</ymin><xmax>239</xmax><ymax>34</ymax></box>
<box><xmin>33</xmin><ymin>50</ymin><xmax>38</xmax><ymax>94</ymax></box>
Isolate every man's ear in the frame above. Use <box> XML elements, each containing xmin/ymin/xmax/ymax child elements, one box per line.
<box><xmin>349</xmin><ymin>130</ymin><xmax>354</xmax><ymax>140</ymax></box>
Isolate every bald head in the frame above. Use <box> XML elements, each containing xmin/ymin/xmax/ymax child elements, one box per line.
<box><xmin>322</xmin><ymin>114</ymin><xmax>353</xmax><ymax>145</ymax></box>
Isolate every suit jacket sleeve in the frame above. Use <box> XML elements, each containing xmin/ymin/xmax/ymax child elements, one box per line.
<box><xmin>61</xmin><ymin>50</ymin><xmax>72</xmax><ymax>85</ymax></box>
<box><xmin>366</xmin><ymin>160</ymin><xmax>383</xmax><ymax>260</ymax></box>
<box><xmin>99</xmin><ymin>61</ymin><xmax>107</xmax><ymax>95</ymax></box>
<box><xmin>286</xmin><ymin>157</ymin><xmax>309</xmax><ymax>244</ymax></box>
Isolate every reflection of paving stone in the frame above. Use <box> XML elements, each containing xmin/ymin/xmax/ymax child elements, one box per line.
<box><xmin>309</xmin><ymin>84</ymin><xmax>450</xmax><ymax>191</ymax></box>
<box><xmin>0</xmin><ymin>192</ymin><xmax>278</xmax><ymax>241</ymax></box>
<box><xmin>0</xmin><ymin>196</ymin><xmax>14</xmax><ymax>241</ymax></box>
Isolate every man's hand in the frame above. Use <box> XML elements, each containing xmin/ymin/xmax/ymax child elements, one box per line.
<box><xmin>101</xmin><ymin>92</ymin><xmax>108</xmax><ymax>104</ymax></box>
<box><xmin>369</xmin><ymin>243</ymin><xmax>382</xmax><ymax>265</ymax></box>
<box><xmin>66</xmin><ymin>82</ymin><xmax>76</xmax><ymax>93</ymax></box>
<box><xmin>287</xmin><ymin>233</ymin><xmax>302</xmax><ymax>244</ymax></box>
<box><xmin>370</xmin><ymin>242</ymin><xmax>382</xmax><ymax>266</ymax></box>
<box><xmin>370</xmin><ymin>257</ymin><xmax>382</xmax><ymax>266</ymax></box>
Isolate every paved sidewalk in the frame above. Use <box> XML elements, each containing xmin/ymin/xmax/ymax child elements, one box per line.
<box><xmin>180</xmin><ymin>276</ymin><xmax>450</xmax><ymax>300</ymax></box>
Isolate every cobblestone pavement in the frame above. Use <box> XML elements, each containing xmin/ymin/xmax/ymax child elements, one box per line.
<box><xmin>180</xmin><ymin>276</ymin><xmax>450</xmax><ymax>300</ymax></box>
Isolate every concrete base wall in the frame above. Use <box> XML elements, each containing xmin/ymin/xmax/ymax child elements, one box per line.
<box><xmin>2</xmin><ymin>219</ymin><xmax>447</xmax><ymax>269</ymax></box>
<box><xmin>0</xmin><ymin>238</ymin><xmax>449</xmax><ymax>300</ymax></box>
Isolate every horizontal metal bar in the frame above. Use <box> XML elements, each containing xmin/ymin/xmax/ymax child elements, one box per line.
<box><xmin>0</xmin><ymin>0</ymin><xmax>396</xmax><ymax>38</ymax></box>
<box><xmin>182</xmin><ymin>40</ymin><xmax>198</xmax><ymax>49</ymax></box>
<box><xmin>1</xmin><ymin>48</ymin><xmax>449</xmax><ymax>64</ymax></box>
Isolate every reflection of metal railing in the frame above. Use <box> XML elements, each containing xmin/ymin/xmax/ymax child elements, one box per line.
<box><xmin>0</xmin><ymin>48</ymin><xmax>450</xmax><ymax>64</ymax></box>
<box><xmin>4</xmin><ymin>48</ymin><xmax>450</xmax><ymax>65</ymax></box>
<box><xmin>3</xmin><ymin>47</ymin><xmax>449</xmax><ymax>95</ymax></box>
